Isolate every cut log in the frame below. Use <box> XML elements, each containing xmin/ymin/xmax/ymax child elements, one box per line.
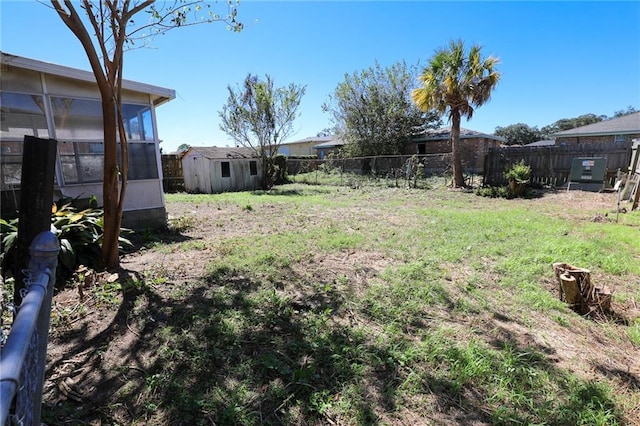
<box><xmin>590</xmin><ymin>285</ymin><xmax>612</xmax><ymax>316</ymax></box>
<box><xmin>559</xmin><ymin>272</ymin><xmax>579</xmax><ymax>306</ymax></box>
<box><xmin>552</xmin><ymin>262</ymin><xmax>613</xmax><ymax>317</ymax></box>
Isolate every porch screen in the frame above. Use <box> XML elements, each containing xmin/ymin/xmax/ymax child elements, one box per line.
<box><xmin>52</xmin><ymin>96</ymin><xmax>159</xmax><ymax>184</ymax></box>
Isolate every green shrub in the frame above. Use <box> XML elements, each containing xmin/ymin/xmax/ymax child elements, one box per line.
<box><xmin>273</xmin><ymin>154</ymin><xmax>288</xmax><ymax>185</ymax></box>
<box><xmin>504</xmin><ymin>160</ymin><xmax>531</xmax><ymax>184</ymax></box>
<box><xmin>504</xmin><ymin>160</ymin><xmax>531</xmax><ymax>197</ymax></box>
<box><xmin>0</xmin><ymin>198</ymin><xmax>131</xmax><ymax>284</ymax></box>
<box><xmin>475</xmin><ymin>185</ymin><xmax>513</xmax><ymax>199</ymax></box>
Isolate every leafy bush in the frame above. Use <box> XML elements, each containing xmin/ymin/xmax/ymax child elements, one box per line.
<box><xmin>0</xmin><ymin>198</ymin><xmax>131</xmax><ymax>284</ymax></box>
<box><xmin>504</xmin><ymin>160</ymin><xmax>531</xmax><ymax>197</ymax></box>
<box><xmin>475</xmin><ymin>185</ymin><xmax>513</xmax><ymax>199</ymax></box>
<box><xmin>504</xmin><ymin>160</ymin><xmax>531</xmax><ymax>184</ymax></box>
<box><xmin>272</xmin><ymin>154</ymin><xmax>288</xmax><ymax>185</ymax></box>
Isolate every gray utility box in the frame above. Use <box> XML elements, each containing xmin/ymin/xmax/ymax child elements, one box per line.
<box><xmin>567</xmin><ymin>158</ymin><xmax>606</xmax><ymax>191</ymax></box>
<box><xmin>569</xmin><ymin>158</ymin><xmax>606</xmax><ymax>182</ymax></box>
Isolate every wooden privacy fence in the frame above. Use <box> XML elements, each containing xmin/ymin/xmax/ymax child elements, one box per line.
<box><xmin>161</xmin><ymin>154</ymin><xmax>184</xmax><ymax>193</ymax></box>
<box><xmin>483</xmin><ymin>142</ymin><xmax>633</xmax><ymax>187</ymax></box>
<box><xmin>626</xmin><ymin>139</ymin><xmax>640</xmax><ymax>209</ymax></box>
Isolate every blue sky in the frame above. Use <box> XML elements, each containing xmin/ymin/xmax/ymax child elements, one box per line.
<box><xmin>1</xmin><ymin>1</ymin><xmax>639</xmax><ymax>153</ymax></box>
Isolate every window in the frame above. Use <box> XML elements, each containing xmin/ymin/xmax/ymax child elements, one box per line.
<box><xmin>122</xmin><ymin>104</ymin><xmax>154</xmax><ymax>140</ymax></box>
<box><xmin>1</xmin><ymin>92</ymin><xmax>159</xmax><ymax>186</ymax></box>
<box><xmin>417</xmin><ymin>143</ymin><xmax>426</xmax><ymax>154</ymax></box>
<box><xmin>0</xmin><ymin>92</ymin><xmax>49</xmax><ymax>139</ymax></box>
<box><xmin>124</xmin><ymin>143</ymin><xmax>159</xmax><ymax>180</ymax></box>
<box><xmin>614</xmin><ymin>134</ymin><xmax>626</xmax><ymax>143</ymax></box>
<box><xmin>1</xmin><ymin>92</ymin><xmax>49</xmax><ymax>188</ymax></box>
<box><xmin>51</xmin><ymin>97</ymin><xmax>158</xmax><ymax>184</ymax></box>
<box><xmin>221</xmin><ymin>161</ymin><xmax>231</xmax><ymax>178</ymax></box>
<box><xmin>59</xmin><ymin>141</ymin><xmax>104</xmax><ymax>183</ymax></box>
<box><xmin>249</xmin><ymin>160</ymin><xmax>258</xmax><ymax>176</ymax></box>
<box><xmin>0</xmin><ymin>141</ymin><xmax>24</xmax><ymax>187</ymax></box>
<box><xmin>52</xmin><ymin>98</ymin><xmax>155</xmax><ymax>142</ymax></box>
<box><xmin>51</xmin><ymin>97</ymin><xmax>104</xmax><ymax>140</ymax></box>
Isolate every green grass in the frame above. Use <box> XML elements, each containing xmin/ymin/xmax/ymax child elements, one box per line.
<box><xmin>42</xmin><ymin>183</ymin><xmax>640</xmax><ymax>425</ymax></box>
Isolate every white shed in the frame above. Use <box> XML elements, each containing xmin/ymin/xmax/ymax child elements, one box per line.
<box><xmin>0</xmin><ymin>52</ymin><xmax>175</xmax><ymax>228</ymax></box>
<box><xmin>182</xmin><ymin>146</ymin><xmax>262</xmax><ymax>193</ymax></box>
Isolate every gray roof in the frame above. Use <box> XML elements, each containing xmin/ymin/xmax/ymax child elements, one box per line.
<box><xmin>1</xmin><ymin>51</ymin><xmax>175</xmax><ymax>106</ymax></box>
<box><xmin>284</xmin><ymin>136</ymin><xmax>335</xmax><ymax>145</ymax></box>
<box><xmin>313</xmin><ymin>139</ymin><xmax>345</xmax><ymax>149</ymax></box>
<box><xmin>413</xmin><ymin>126</ymin><xmax>505</xmax><ymax>142</ymax></box>
<box><xmin>525</xmin><ymin>140</ymin><xmax>556</xmax><ymax>147</ymax></box>
<box><xmin>185</xmin><ymin>146</ymin><xmax>256</xmax><ymax>159</ymax></box>
<box><xmin>552</xmin><ymin>112</ymin><xmax>640</xmax><ymax>137</ymax></box>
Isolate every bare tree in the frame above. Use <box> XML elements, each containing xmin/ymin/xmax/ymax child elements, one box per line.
<box><xmin>49</xmin><ymin>0</ymin><xmax>242</xmax><ymax>267</ymax></box>
<box><xmin>219</xmin><ymin>73</ymin><xmax>306</xmax><ymax>189</ymax></box>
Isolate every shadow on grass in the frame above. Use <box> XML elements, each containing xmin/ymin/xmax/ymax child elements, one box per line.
<box><xmin>124</xmin><ymin>225</ymin><xmax>197</xmax><ymax>253</ymax></box>
<box><xmin>42</xmin><ymin>262</ymin><xmax>631</xmax><ymax>425</ymax></box>
<box><xmin>43</xmin><ymin>264</ymin><xmax>398</xmax><ymax>424</ymax></box>
<box><xmin>251</xmin><ymin>186</ymin><xmax>335</xmax><ymax>197</ymax></box>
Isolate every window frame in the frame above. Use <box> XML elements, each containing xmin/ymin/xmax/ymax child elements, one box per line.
<box><xmin>0</xmin><ymin>91</ymin><xmax>50</xmax><ymax>188</ymax></box>
<box><xmin>221</xmin><ymin>161</ymin><xmax>231</xmax><ymax>178</ymax></box>
<box><xmin>614</xmin><ymin>134</ymin><xmax>626</xmax><ymax>144</ymax></box>
<box><xmin>49</xmin><ymin>95</ymin><xmax>159</xmax><ymax>185</ymax></box>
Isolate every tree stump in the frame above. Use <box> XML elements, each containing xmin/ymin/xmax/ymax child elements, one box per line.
<box><xmin>552</xmin><ymin>262</ymin><xmax>612</xmax><ymax>317</ymax></box>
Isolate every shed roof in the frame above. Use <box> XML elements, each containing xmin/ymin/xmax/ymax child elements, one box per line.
<box><xmin>185</xmin><ymin>146</ymin><xmax>257</xmax><ymax>159</ymax></box>
<box><xmin>1</xmin><ymin>51</ymin><xmax>175</xmax><ymax>106</ymax></box>
<box><xmin>552</xmin><ymin>112</ymin><xmax>640</xmax><ymax>137</ymax></box>
<box><xmin>283</xmin><ymin>136</ymin><xmax>335</xmax><ymax>145</ymax></box>
<box><xmin>413</xmin><ymin>126</ymin><xmax>505</xmax><ymax>142</ymax></box>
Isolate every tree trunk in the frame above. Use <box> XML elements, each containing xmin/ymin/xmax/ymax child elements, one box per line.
<box><xmin>101</xmin><ymin>95</ymin><xmax>121</xmax><ymax>268</ymax></box>
<box><xmin>261</xmin><ymin>152</ymin><xmax>273</xmax><ymax>190</ymax></box>
<box><xmin>450</xmin><ymin>110</ymin><xmax>465</xmax><ymax>187</ymax></box>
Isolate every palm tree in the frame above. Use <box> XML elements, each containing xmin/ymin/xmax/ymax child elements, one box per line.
<box><xmin>412</xmin><ymin>40</ymin><xmax>500</xmax><ymax>187</ymax></box>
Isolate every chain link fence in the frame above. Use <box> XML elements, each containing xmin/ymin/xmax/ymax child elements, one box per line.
<box><xmin>286</xmin><ymin>153</ymin><xmax>454</xmax><ymax>187</ymax></box>
<box><xmin>1</xmin><ymin>232</ymin><xmax>60</xmax><ymax>426</ymax></box>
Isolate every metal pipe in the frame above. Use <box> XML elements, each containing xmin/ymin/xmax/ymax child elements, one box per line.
<box><xmin>0</xmin><ymin>231</ymin><xmax>59</xmax><ymax>426</ymax></box>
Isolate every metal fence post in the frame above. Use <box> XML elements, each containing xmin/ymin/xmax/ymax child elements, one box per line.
<box><xmin>0</xmin><ymin>232</ymin><xmax>59</xmax><ymax>425</ymax></box>
<box><xmin>24</xmin><ymin>231</ymin><xmax>60</xmax><ymax>424</ymax></box>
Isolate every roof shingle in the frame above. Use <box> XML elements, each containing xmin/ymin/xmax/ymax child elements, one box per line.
<box><xmin>553</xmin><ymin>112</ymin><xmax>640</xmax><ymax>136</ymax></box>
<box><xmin>186</xmin><ymin>146</ymin><xmax>256</xmax><ymax>159</ymax></box>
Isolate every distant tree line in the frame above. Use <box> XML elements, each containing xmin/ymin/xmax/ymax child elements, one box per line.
<box><xmin>494</xmin><ymin>106</ymin><xmax>638</xmax><ymax>146</ymax></box>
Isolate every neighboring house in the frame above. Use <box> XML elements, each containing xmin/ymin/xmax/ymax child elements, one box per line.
<box><xmin>407</xmin><ymin>127</ymin><xmax>505</xmax><ymax>173</ymax></box>
<box><xmin>181</xmin><ymin>146</ymin><xmax>261</xmax><ymax>193</ymax></box>
<box><xmin>313</xmin><ymin>138</ymin><xmax>345</xmax><ymax>159</ymax></box>
<box><xmin>553</xmin><ymin>112</ymin><xmax>640</xmax><ymax>146</ymax></box>
<box><xmin>0</xmin><ymin>52</ymin><xmax>174</xmax><ymax>228</ymax></box>
<box><xmin>278</xmin><ymin>136</ymin><xmax>334</xmax><ymax>157</ymax></box>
